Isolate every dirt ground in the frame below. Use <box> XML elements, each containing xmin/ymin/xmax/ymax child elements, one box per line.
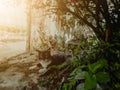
<box><xmin>0</xmin><ymin>51</ymin><xmax>47</xmax><ymax>90</ymax></box>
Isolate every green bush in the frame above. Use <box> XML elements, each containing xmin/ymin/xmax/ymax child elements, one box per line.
<box><xmin>58</xmin><ymin>40</ymin><xmax>120</xmax><ymax>90</ymax></box>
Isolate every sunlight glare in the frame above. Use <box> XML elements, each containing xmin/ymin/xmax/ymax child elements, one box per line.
<box><xmin>0</xmin><ymin>0</ymin><xmax>26</xmax><ymax>28</ymax></box>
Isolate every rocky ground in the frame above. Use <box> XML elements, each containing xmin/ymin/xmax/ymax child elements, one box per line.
<box><xmin>0</xmin><ymin>51</ymin><xmax>47</xmax><ymax>90</ymax></box>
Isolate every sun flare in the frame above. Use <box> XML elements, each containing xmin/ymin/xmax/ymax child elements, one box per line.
<box><xmin>0</xmin><ymin>0</ymin><xmax>26</xmax><ymax>28</ymax></box>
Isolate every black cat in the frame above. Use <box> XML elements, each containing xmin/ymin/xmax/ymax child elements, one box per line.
<box><xmin>36</xmin><ymin>48</ymin><xmax>51</xmax><ymax>60</ymax></box>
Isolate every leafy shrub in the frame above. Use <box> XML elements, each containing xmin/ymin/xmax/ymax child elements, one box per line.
<box><xmin>59</xmin><ymin>40</ymin><xmax>120</xmax><ymax>90</ymax></box>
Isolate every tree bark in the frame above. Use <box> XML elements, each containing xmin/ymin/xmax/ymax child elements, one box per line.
<box><xmin>26</xmin><ymin>0</ymin><xmax>31</xmax><ymax>52</ymax></box>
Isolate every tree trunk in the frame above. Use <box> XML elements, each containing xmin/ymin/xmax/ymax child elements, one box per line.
<box><xmin>26</xmin><ymin>0</ymin><xmax>31</xmax><ymax>52</ymax></box>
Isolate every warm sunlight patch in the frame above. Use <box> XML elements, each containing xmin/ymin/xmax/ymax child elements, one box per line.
<box><xmin>0</xmin><ymin>0</ymin><xmax>26</xmax><ymax>60</ymax></box>
<box><xmin>0</xmin><ymin>0</ymin><xmax>26</xmax><ymax>28</ymax></box>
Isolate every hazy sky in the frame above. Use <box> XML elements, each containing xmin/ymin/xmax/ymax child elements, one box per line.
<box><xmin>0</xmin><ymin>0</ymin><xmax>27</xmax><ymax>28</ymax></box>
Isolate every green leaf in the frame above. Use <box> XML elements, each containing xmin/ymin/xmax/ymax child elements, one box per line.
<box><xmin>75</xmin><ymin>71</ymin><xmax>87</xmax><ymax>80</ymax></box>
<box><xmin>88</xmin><ymin>59</ymin><xmax>107</xmax><ymax>73</ymax></box>
<box><xmin>70</xmin><ymin>67</ymin><xmax>82</xmax><ymax>76</ymax></box>
<box><xmin>63</xmin><ymin>83</ymin><xmax>68</xmax><ymax>90</ymax></box>
<box><xmin>76</xmin><ymin>83</ymin><xmax>85</xmax><ymax>90</ymax></box>
<box><xmin>114</xmin><ymin>72</ymin><xmax>120</xmax><ymax>80</ymax></box>
<box><xmin>88</xmin><ymin>63</ymin><xmax>102</xmax><ymax>73</ymax></box>
<box><xmin>96</xmin><ymin>72</ymin><xmax>110</xmax><ymax>83</ymax></box>
<box><xmin>85</xmin><ymin>73</ymin><xmax>97</xmax><ymax>90</ymax></box>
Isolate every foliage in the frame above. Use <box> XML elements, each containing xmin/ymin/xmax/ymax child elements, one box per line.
<box><xmin>58</xmin><ymin>40</ymin><xmax>120</xmax><ymax>90</ymax></box>
<box><xmin>54</xmin><ymin>0</ymin><xmax>120</xmax><ymax>89</ymax></box>
<box><xmin>32</xmin><ymin>0</ymin><xmax>120</xmax><ymax>90</ymax></box>
<box><xmin>36</xmin><ymin>27</ymin><xmax>120</xmax><ymax>90</ymax></box>
<box><xmin>56</xmin><ymin>0</ymin><xmax>120</xmax><ymax>42</ymax></box>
